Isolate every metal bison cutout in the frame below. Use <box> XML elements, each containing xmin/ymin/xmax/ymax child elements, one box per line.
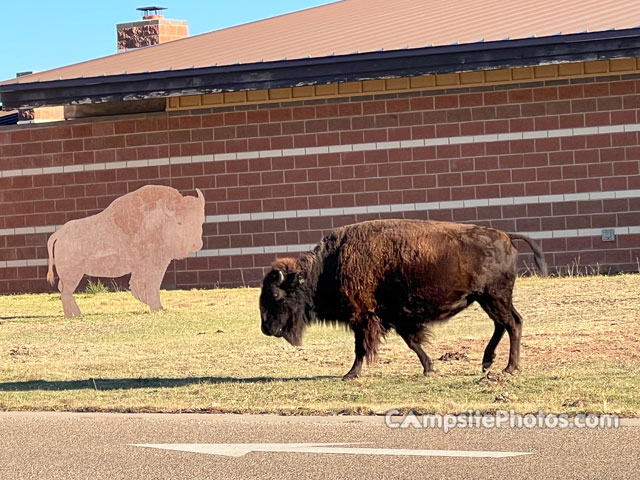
<box><xmin>46</xmin><ymin>185</ymin><xmax>205</xmax><ymax>317</ymax></box>
<box><xmin>260</xmin><ymin>219</ymin><xmax>547</xmax><ymax>379</ymax></box>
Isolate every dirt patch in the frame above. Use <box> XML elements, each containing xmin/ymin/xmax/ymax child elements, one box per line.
<box><xmin>477</xmin><ymin>372</ymin><xmax>509</xmax><ymax>384</ymax></box>
<box><xmin>8</xmin><ymin>346</ymin><xmax>30</xmax><ymax>356</ymax></box>
<box><xmin>439</xmin><ymin>351</ymin><xmax>469</xmax><ymax>361</ymax></box>
<box><xmin>494</xmin><ymin>391</ymin><xmax>519</xmax><ymax>403</ymax></box>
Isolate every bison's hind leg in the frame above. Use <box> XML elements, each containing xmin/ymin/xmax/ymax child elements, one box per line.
<box><xmin>58</xmin><ymin>274</ymin><xmax>83</xmax><ymax>318</ymax></box>
<box><xmin>397</xmin><ymin>325</ymin><xmax>434</xmax><ymax>376</ymax></box>
<box><xmin>477</xmin><ymin>293</ymin><xmax>522</xmax><ymax>374</ymax></box>
<box><xmin>481</xmin><ymin>322</ymin><xmax>505</xmax><ymax>372</ymax></box>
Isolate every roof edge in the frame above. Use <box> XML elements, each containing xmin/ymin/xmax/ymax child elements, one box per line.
<box><xmin>3</xmin><ymin>28</ymin><xmax>640</xmax><ymax>108</ymax></box>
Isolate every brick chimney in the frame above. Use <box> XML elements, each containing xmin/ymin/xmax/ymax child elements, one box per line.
<box><xmin>116</xmin><ymin>6</ymin><xmax>188</xmax><ymax>52</ymax></box>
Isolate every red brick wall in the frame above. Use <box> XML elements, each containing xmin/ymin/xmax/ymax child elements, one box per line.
<box><xmin>1</xmin><ymin>74</ymin><xmax>640</xmax><ymax>293</ymax></box>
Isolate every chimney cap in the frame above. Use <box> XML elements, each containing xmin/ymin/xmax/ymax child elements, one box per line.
<box><xmin>136</xmin><ymin>6</ymin><xmax>167</xmax><ymax>17</ymax></box>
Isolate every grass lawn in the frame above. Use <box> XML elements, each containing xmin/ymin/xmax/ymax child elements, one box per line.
<box><xmin>0</xmin><ymin>275</ymin><xmax>639</xmax><ymax>416</ymax></box>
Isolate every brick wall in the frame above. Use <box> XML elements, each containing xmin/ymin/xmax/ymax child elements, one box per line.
<box><xmin>1</xmin><ymin>74</ymin><xmax>640</xmax><ymax>293</ymax></box>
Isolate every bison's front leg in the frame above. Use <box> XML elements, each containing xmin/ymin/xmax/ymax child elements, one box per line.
<box><xmin>343</xmin><ymin>328</ymin><xmax>366</xmax><ymax>380</ymax></box>
<box><xmin>130</xmin><ymin>266</ymin><xmax>166</xmax><ymax>312</ymax></box>
<box><xmin>398</xmin><ymin>327</ymin><xmax>434</xmax><ymax>376</ymax></box>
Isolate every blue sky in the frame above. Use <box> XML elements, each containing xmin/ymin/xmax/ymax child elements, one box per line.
<box><xmin>1</xmin><ymin>0</ymin><xmax>334</xmax><ymax>82</ymax></box>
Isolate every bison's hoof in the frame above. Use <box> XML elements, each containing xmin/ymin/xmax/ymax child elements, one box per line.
<box><xmin>482</xmin><ymin>362</ymin><xmax>493</xmax><ymax>372</ymax></box>
<box><xmin>502</xmin><ymin>366</ymin><xmax>519</xmax><ymax>375</ymax></box>
<box><xmin>423</xmin><ymin>369</ymin><xmax>435</xmax><ymax>377</ymax></box>
<box><xmin>342</xmin><ymin>373</ymin><xmax>359</xmax><ymax>381</ymax></box>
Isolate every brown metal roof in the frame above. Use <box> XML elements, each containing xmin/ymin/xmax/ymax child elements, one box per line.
<box><xmin>3</xmin><ymin>0</ymin><xmax>640</xmax><ymax>86</ymax></box>
<box><xmin>0</xmin><ymin>109</ymin><xmax>18</xmax><ymax>125</ymax></box>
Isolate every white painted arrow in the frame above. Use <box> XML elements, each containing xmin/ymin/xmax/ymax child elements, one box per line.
<box><xmin>131</xmin><ymin>443</ymin><xmax>532</xmax><ymax>458</ymax></box>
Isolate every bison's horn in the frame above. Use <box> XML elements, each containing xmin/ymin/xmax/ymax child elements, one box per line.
<box><xmin>277</xmin><ymin>270</ymin><xmax>285</xmax><ymax>284</ymax></box>
<box><xmin>196</xmin><ymin>188</ymin><xmax>204</xmax><ymax>203</ymax></box>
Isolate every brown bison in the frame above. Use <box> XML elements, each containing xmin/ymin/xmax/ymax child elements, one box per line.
<box><xmin>47</xmin><ymin>185</ymin><xmax>205</xmax><ymax>317</ymax></box>
<box><xmin>260</xmin><ymin>219</ymin><xmax>547</xmax><ymax>379</ymax></box>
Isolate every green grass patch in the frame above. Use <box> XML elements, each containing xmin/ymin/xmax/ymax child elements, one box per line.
<box><xmin>1</xmin><ymin>275</ymin><xmax>639</xmax><ymax>415</ymax></box>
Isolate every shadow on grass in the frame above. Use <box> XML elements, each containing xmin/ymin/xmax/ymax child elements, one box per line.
<box><xmin>0</xmin><ymin>315</ymin><xmax>57</xmax><ymax>321</ymax></box>
<box><xmin>0</xmin><ymin>311</ymin><xmax>150</xmax><ymax>321</ymax></box>
<box><xmin>0</xmin><ymin>375</ymin><xmax>338</xmax><ymax>391</ymax></box>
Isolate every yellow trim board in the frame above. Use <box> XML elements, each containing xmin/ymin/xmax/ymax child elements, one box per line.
<box><xmin>167</xmin><ymin>58</ymin><xmax>640</xmax><ymax>111</ymax></box>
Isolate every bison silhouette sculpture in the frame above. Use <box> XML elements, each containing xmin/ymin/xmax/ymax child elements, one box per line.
<box><xmin>46</xmin><ymin>185</ymin><xmax>205</xmax><ymax>317</ymax></box>
<box><xmin>260</xmin><ymin>219</ymin><xmax>547</xmax><ymax>380</ymax></box>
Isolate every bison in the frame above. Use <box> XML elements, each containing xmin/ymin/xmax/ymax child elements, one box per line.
<box><xmin>260</xmin><ymin>219</ymin><xmax>547</xmax><ymax>379</ymax></box>
<box><xmin>46</xmin><ymin>185</ymin><xmax>205</xmax><ymax>317</ymax></box>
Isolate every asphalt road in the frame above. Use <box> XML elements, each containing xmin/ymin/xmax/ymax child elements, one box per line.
<box><xmin>0</xmin><ymin>412</ymin><xmax>638</xmax><ymax>479</ymax></box>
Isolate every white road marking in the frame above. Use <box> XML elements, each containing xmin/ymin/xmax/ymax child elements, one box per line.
<box><xmin>131</xmin><ymin>442</ymin><xmax>533</xmax><ymax>458</ymax></box>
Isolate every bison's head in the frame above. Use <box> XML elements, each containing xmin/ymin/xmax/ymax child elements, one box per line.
<box><xmin>259</xmin><ymin>258</ymin><xmax>312</xmax><ymax>346</ymax></box>
<box><xmin>163</xmin><ymin>188</ymin><xmax>205</xmax><ymax>259</ymax></box>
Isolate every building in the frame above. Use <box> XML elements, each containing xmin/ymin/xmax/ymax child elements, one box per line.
<box><xmin>0</xmin><ymin>110</ymin><xmax>18</xmax><ymax>126</ymax></box>
<box><xmin>1</xmin><ymin>0</ymin><xmax>640</xmax><ymax>293</ymax></box>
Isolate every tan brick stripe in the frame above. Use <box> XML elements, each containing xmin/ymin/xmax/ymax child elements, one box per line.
<box><xmin>1</xmin><ymin>188</ymin><xmax>639</xmax><ymax>268</ymax></box>
<box><xmin>2</xmin><ymin>188</ymin><xmax>639</xmax><ymax>239</ymax></box>
<box><xmin>2</xmin><ymin>123</ymin><xmax>640</xmax><ymax>179</ymax></box>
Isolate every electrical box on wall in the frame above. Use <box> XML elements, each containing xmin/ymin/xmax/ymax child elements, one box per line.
<box><xmin>602</xmin><ymin>229</ymin><xmax>616</xmax><ymax>241</ymax></box>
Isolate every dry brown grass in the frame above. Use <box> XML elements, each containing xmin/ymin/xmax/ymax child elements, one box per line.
<box><xmin>0</xmin><ymin>274</ymin><xmax>639</xmax><ymax>416</ymax></box>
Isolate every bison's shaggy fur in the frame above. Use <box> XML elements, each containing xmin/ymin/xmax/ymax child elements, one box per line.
<box><xmin>260</xmin><ymin>219</ymin><xmax>547</xmax><ymax>380</ymax></box>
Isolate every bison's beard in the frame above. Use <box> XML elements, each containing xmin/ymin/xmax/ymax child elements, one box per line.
<box><xmin>281</xmin><ymin>311</ymin><xmax>308</xmax><ymax>347</ymax></box>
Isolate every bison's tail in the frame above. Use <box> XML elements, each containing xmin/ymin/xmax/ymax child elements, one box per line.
<box><xmin>508</xmin><ymin>233</ymin><xmax>548</xmax><ymax>276</ymax></box>
<box><xmin>46</xmin><ymin>232</ymin><xmax>58</xmax><ymax>285</ymax></box>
